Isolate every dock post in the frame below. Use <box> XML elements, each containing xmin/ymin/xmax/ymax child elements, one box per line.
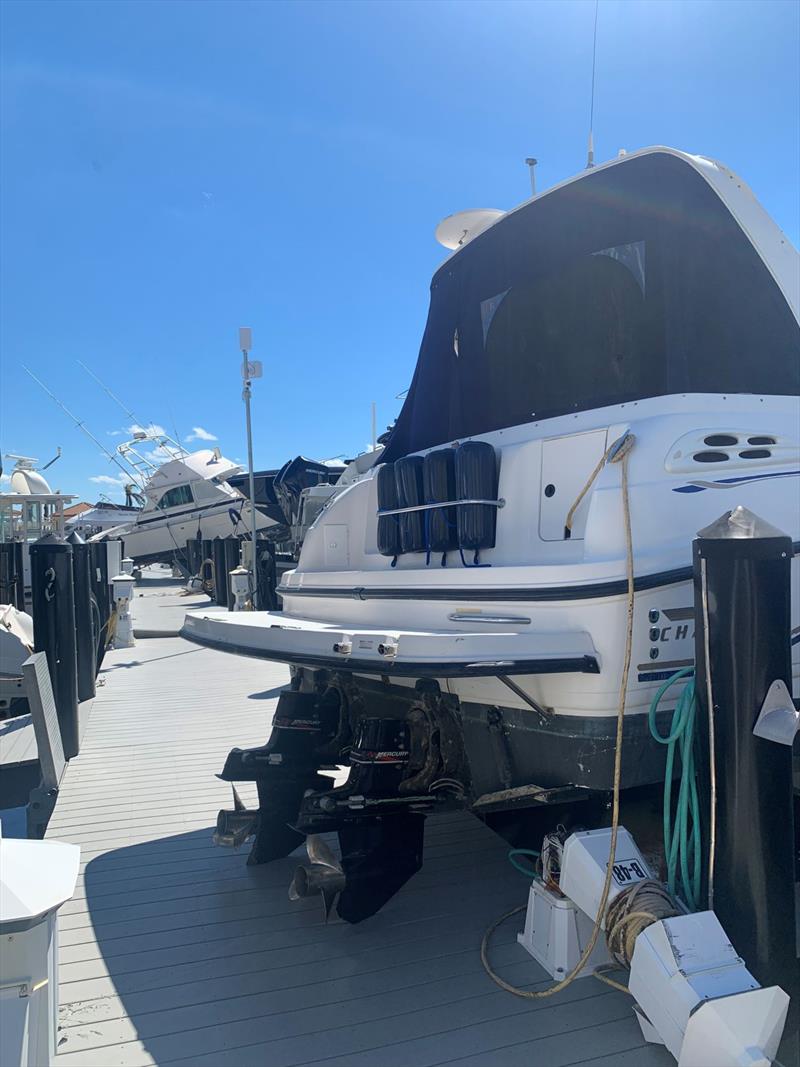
<box><xmin>67</xmin><ymin>531</ymin><xmax>96</xmax><ymax>702</ymax></box>
<box><xmin>212</xmin><ymin>538</ymin><xmax>228</xmax><ymax>605</ymax></box>
<box><xmin>256</xmin><ymin>541</ymin><xmax>278</xmax><ymax>610</ymax></box>
<box><xmin>201</xmin><ymin>539</ymin><xmax>214</xmax><ymax>589</ymax></box>
<box><xmin>693</xmin><ymin>506</ymin><xmax>798</xmax><ymax>1064</ymax></box>
<box><xmin>224</xmin><ymin>538</ymin><xmax>240</xmax><ymax>610</ymax></box>
<box><xmin>0</xmin><ymin>544</ymin><xmax>11</xmax><ymax>605</ymax></box>
<box><xmin>0</xmin><ymin>544</ymin><xmax>13</xmax><ymax>605</ymax></box>
<box><xmin>0</xmin><ymin>542</ymin><xmax>25</xmax><ymax>608</ymax></box>
<box><xmin>89</xmin><ymin>541</ymin><xmax>111</xmax><ymax>670</ymax></box>
<box><xmin>29</xmin><ymin>533</ymin><xmax>80</xmax><ymax>759</ymax></box>
<box><xmin>14</xmin><ymin>541</ymin><xmax>25</xmax><ymax>609</ymax></box>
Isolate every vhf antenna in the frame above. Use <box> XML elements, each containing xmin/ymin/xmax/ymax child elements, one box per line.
<box><xmin>586</xmin><ymin>0</ymin><xmax>600</xmax><ymax>168</ymax></box>
<box><xmin>77</xmin><ymin>359</ymin><xmax>184</xmax><ymax>460</ymax></box>
<box><xmin>23</xmin><ymin>365</ymin><xmax>142</xmax><ymax>484</ymax></box>
<box><xmin>525</xmin><ymin>157</ymin><xmax>538</xmax><ymax>195</ymax></box>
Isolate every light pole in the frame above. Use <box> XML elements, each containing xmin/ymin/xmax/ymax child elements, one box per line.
<box><xmin>239</xmin><ymin>327</ymin><xmax>261</xmax><ymax>608</ymax></box>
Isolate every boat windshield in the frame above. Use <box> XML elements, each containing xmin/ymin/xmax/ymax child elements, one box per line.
<box><xmin>157</xmin><ymin>484</ymin><xmax>195</xmax><ymax>509</ymax></box>
<box><xmin>382</xmin><ymin>151</ymin><xmax>799</xmax><ymax>461</ymax></box>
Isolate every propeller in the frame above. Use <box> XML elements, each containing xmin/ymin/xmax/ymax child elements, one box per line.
<box><xmin>288</xmin><ymin>834</ymin><xmax>346</xmax><ymax>921</ymax></box>
<box><xmin>212</xmin><ymin>785</ymin><xmax>257</xmax><ymax>848</ymax></box>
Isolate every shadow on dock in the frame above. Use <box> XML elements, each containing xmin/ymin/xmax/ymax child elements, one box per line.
<box><xmin>56</xmin><ymin>816</ymin><xmax>673</xmax><ymax>1067</ymax></box>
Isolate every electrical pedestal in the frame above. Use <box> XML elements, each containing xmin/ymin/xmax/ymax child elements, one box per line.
<box><xmin>517</xmin><ymin>879</ymin><xmax>612</xmax><ymax>979</ymax></box>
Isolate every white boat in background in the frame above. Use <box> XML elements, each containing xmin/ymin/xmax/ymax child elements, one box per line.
<box><xmin>90</xmin><ymin>430</ymin><xmax>276</xmax><ymax>564</ymax></box>
<box><xmin>64</xmin><ymin>501</ymin><xmax>139</xmax><ymax>540</ymax></box>
<box><xmin>0</xmin><ymin>455</ymin><xmax>75</xmax><ymax>590</ymax></box>
<box><xmin>23</xmin><ymin>367</ymin><xmax>279</xmax><ymax>566</ymax></box>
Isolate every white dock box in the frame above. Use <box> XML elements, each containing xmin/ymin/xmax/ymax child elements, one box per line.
<box><xmin>0</xmin><ymin>833</ymin><xmax>80</xmax><ymax>1067</ymax></box>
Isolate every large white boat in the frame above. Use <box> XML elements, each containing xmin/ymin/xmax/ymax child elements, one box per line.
<box><xmin>184</xmin><ymin>147</ymin><xmax>800</xmax><ymax>922</ymax></box>
<box><xmin>91</xmin><ymin>431</ymin><xmax>275</xmax><ymax>563</ymax></box>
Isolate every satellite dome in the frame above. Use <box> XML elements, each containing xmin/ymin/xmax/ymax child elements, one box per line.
<box><xmin>435</xmin><ymin>209</ymin><xmax>505</xmax><ymax>250</ymax></box>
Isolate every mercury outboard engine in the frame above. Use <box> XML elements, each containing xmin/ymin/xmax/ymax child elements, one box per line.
<box><xmin>216</xmin><ymin>677</ymin><xmax>469</xmax><ymax>923</ymax></box>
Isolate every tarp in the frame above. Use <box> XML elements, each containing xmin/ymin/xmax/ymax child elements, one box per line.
<box><xmin>381</xmin><ymin>151</ymin><xmax>799</xmax><ymax>462</ymax></box>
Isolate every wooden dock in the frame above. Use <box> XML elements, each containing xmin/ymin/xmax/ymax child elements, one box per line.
<box><xmin>46</xmin><ymin>577</ymin><xmax>672</xmax><ymax>1067</ymax></box>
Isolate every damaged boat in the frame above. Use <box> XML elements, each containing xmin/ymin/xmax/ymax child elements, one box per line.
<box><xmin>184</xmin><ymin>146</ymin><xmax>800</xmax><ymax>922</ymax></box>
<box><xmin>90</xmin><ymin>430</ymin><xmax>276</xmax><ymax>565</ymax></box>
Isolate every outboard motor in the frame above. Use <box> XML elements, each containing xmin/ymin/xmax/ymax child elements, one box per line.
<box><xmin>291</xmin><ymin>718</ymin><xmax>426</xmax><ymax>924</ymax></box>
<box><xmin>218</xmin><ymin>680</ymin><xmax>468</xmax><ymax>924</ymax></box>
<box><xmin>215</xmin><ymin>687</ymin><xmax>341</xmax><ymax>864</ymax></box>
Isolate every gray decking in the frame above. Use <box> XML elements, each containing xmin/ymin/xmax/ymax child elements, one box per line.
<box><xmin>131</xmin><ymin>566</ymin><xmax>212</xmax><ymax>638</ymax></box>
<box><xmin>46</xmin><ymin>579</ymin><xmax>672</xmax><ymax>1067</ymax></box>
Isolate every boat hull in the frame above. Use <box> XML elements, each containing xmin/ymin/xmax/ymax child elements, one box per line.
<box><xmin>96</xmin><ymin>499</ymin><xmax>274</xmax><ymax>564</ymax></box>
<box><xmin>183</xmin><ymin>551</ymin><xmax>799</xmax><ymax>799</ymax></box>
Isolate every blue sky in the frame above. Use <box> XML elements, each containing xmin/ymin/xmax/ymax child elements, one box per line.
<box><xmin>1</xmin><ymin>0</ymin><xmax>798</xmax><ymax>501</ymax></box>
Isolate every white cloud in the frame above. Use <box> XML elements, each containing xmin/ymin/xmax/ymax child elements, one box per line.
<box><xmin>0</xmin><ymin>473</ymin><xmax>11</xmax><ymax>485</ymax></box>
<box><xmin>186</xmin><ymin>426</ymin><xmax>217</xmax><ymax>442</ymax></box>
<box><xmin>142</xmin><ymin>446</ymin><xmax>175</xmax><ymax>465</ymax></box>
<box><xmin>128</xmin><ymin>423</ymin><xmax>167</xmax><ymax>438</ymax></box>
<box><xmin>106</xmin><ymin>423</ymin><xmax>168</xmax><ymax>440</ymax></box>
<box><xmin>89</xmin><ymin>474</ymin><xmax>128</xmax><ymax>488</ymax></box>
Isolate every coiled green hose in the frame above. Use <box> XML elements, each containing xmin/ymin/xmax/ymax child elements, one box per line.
<box><xmin>648</xmin><ymin>667</ymin><xmax>701</xmax><ymax>910</ymax></box>
<box><xmin>507</xmin><ymin>848</ymin><xmax>540</xmax><ymax>877</ymax></box>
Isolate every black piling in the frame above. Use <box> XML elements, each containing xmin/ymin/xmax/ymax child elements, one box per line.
<box><xmin>184</xmin><ymin>539</ymin><xmax>197</xmax><ymax>577</ymax></box>
<box><xmin>0</xmin><ymin>542</ymin><xmax>25</xmax><ymax>608</ymax></box>
<box><xmin>67</xmin><ymin>531</ymin><xmax>97</xmax><ymax>702</ymax></box>
<box><xmin>15</xmin><ymin>541</ymin><xmax>25</xmax><ymax>608</ymax></box>
<box><xmin>212</xmin><ymin>538</ymin><xmax>228</xmax><ymax>606</ymax></box>
<box><xmin>30</xmin><ymin>532</ymin><xmax>80</xmax><ymax>759</ymax></box>
<box><xmin>224</xmin><ymin>537</ymin><xmax>240</xmax><ymax>610</ymax></box>
<box><xmin>256</xmin><ymin>541</ymin><xmax>278</xmax><ymax>610</ymax></box>
<box><xmin>693</xmin><ymin>506</ymin><xmax>798</xmax><ymax>1063</ymax></box>
<box><xmin>201</xmin><ymin>538</ymin><xmax>214</xmax><ymax>589</ymax></box>
<box><xmin>89</xmin><ymin>540</ymin><xmax>111</xmax><ymax>671</ymax></box>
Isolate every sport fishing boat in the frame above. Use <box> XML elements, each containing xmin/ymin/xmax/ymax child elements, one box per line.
<box><xmin>184</xmin><ymin>146</ymin><xmax>800</xmax><ymax>922</ymax></box>
<box><xmin>90</xmin><ymin>430</ymin><xmax>275</xmax><ymax>564</ymax></box>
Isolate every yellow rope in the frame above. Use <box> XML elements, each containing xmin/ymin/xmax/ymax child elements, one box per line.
<box><xmin>563</xmin><ymin>449</ymin><xmax>608</xmax><ymax>537</ymax></box>
<box><xmin>480</xmin><ymin>433</ymin><xmax>636</xmax><ymax>999</ymax></box>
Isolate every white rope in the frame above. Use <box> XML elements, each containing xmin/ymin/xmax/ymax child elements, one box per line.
<box><xmin>480</xmin><ymin>433</ymin><xmax>636</xmax><ymax>999</ymax></box>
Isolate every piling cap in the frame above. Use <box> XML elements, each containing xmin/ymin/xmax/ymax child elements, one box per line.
<box><xmin>697</xmin><ymin>505</ymin><xmax>788</xmax><ymax>541</ymax></box>
<box><xmin>66</xmin><ymin>530</ymin><xmax>85</xmax><ymax>545</ymax></box>
<box><xmin>0</xmin><ymin>835</ymin><xmax>81</xmax><ymax>928</ymax></box>
<box><xmin>31</xmin><ymin>531</ymin><xmax>67</xmax><ymax>548</ymax></box>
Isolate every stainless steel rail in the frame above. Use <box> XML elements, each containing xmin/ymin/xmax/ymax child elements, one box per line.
<box><xmin>376</xmin><ymin>498</ymin><xmax>505</xmax><ymax>517</ymax></box>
